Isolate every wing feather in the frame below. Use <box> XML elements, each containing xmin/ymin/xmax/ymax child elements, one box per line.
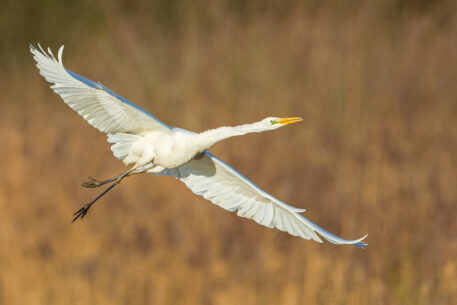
<box><xmin>30</xmin><ymin>45</ymin><xmax>171</xmax><ymax>134</ymax></box>
<box><xmin>166</xmin><ymin>151</ymin><xmax>367</xmax><ymax>247</ymax></box>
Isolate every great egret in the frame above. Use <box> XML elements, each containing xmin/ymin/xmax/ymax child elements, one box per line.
<box><xmin>31</xmin><ymin>45</ymin><xmax>367</xmax><ymax>248</ymax></box>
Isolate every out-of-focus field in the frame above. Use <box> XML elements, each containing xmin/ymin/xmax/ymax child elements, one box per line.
<box><xmin>1</xmin><ymin>1</ymin><xmax>457</xmax><ymax>304</ymax></box>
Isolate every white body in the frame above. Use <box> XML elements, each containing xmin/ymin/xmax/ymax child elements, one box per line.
<box><xmin>31</xmin><ymin>45</ymin><xmax>368</xmax><ymax>248</ymax></box>
<box><xmin>124</xmin><ymin>130</ymin><xmax>197</xmax><ymax>169</ymax></box>
<box><xmin>115</xmin><ymin>121</ymin><xmax>274</xmax><ymax>171</ymax></box>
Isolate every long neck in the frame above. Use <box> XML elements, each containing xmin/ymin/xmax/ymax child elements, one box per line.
<box><xmin>194</xmin><ymin>121</ymin><xmax>268</xmax><ymax>151</ymax></box>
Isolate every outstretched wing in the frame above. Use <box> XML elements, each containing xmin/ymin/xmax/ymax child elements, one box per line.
<box><xmin>164</xmin><ymin>151</ymin><xmax>367</xmax><ymax>247</ymax></box>
<box><xmin>30</xmin><ymin>45</ymin><xmax>171</xmax><ymax>134</ymax></box>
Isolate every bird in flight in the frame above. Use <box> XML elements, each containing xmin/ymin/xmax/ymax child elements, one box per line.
<box><xmin>31</xmin><ymin>45</ymin><xmax>367</xmax><ymax>248</ymax></box>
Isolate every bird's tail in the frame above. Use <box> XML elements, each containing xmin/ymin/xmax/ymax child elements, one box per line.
<box><xmin>107</xmin><ymin>133</ymin><xmax>141</xmax><ymax>160</ymax></box>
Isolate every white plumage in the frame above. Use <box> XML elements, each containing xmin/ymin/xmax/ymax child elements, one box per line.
<box><xmin>31</xmin><ymin>45</ymin><xmax>367</xmax><ymax>248</ymax></box>
<box><xmin>31</xmin><ymin>45</ymin><xmax>169</xmax><ymax>134</ymax></box>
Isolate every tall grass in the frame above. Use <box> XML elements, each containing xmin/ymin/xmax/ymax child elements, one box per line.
<box><xmin>1</xmin><ymin>1</ymin><xmax>457</xmax><ymax>304</ymax></box>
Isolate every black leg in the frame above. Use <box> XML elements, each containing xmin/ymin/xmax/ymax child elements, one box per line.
<box><xmin>72</xmin><ymin>182</ymin><xmax>117</xmax><ymax>222</ymax></box>
<box><xmin>81</xmin><ymin>175</ymin><xmax>123</xmax><ymax>188</ymax></box>
<box><xmin>81</xmin><ymin>167</ymin><xmax>147</xmax><ymax>188</ymax></box>
<box><xmin>72</xmin><ymin>168</ymin><xmax>134</xmax><ymax>222</ymax></box>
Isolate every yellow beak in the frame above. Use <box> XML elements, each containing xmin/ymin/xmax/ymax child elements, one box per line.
<box><xmin>275</xmin><ymin>117</ymin><xmax>303</xmax><ymax>125</ymax></box>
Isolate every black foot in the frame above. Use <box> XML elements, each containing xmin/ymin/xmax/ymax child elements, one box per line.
<box><xmin>72</xmin><ymin>203</ymin><xmax>92</xmax><ymax>223</ymax></box>
<box><xmin>81</xmin><ymin>177</ymin><xmax>102</xmax><ymax>188</ymax></box>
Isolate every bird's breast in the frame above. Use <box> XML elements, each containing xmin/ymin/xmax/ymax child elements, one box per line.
<box><xmin>145</xmin><ymin>131</ymin><xmax>198</xmax><ymax>169</ymax></box>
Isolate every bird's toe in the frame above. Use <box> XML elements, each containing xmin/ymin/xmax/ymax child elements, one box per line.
<box><xmin>81</xmin><ymin>177</ymin><xmax>101</xmax><ymax>188</ymax></box>
<box><xmin>72</xmin><ymin>204</ymin><xmax>91</xmax><ymax>223</ymax></box>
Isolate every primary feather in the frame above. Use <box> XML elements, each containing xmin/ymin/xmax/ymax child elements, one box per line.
<box><xmin>30</xmin><ymin>45</ymin><xmax>170</xmax><ymax>134</ymax></box>
<box><xmin>31</xmin><ymin>45</ymin><xmax>367</xmax><ymax>248</ymax></box>
<box><xmin>164</xmin><ymin>152</ymin><xmax>367</xmax><ymax>247</ymax></box>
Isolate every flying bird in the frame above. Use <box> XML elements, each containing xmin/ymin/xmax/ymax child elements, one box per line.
<box><xmin>30</xmin><ymin>45</ymin><xmax>367</xmax><ymax>248</ymax></box>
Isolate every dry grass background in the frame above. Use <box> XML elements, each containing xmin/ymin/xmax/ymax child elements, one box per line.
<box><xmin>1</xmin><ymin>0</ymin><xmax>457</xmax><ymax>304</ymax></box>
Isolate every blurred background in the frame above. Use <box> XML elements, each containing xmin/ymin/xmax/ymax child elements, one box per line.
<box><xmin>1</xmin><ymin>0</ymin><xmax>457</xmax><ymax>304</ymax></box>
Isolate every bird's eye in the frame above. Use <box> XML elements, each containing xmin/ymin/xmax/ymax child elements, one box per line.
<box><xmin>270</xmin><ymin>119</ymin><xmax>277</xmax><ymax>125</ymax></box>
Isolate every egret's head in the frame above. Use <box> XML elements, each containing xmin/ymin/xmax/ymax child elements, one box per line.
<box><xmin>263</xmin><ymin>117</ymin><xmax>303</xmax><ymax>129</ymax></box>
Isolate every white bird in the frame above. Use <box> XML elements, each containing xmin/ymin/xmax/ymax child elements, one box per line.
<box><xmin>30</xmin><ymin>45</ymin><xmax>367</xmax><ymax>248</ymax></box>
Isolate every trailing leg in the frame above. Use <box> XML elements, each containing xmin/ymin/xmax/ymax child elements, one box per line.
<box><xmin>81</xmin><ymin>175</ymin><xmax>121</xmax><ymax>188</ymax></box>
<box><xmin>81</xmin><ymin>166</ymin><xmax>150</xmax><ymax>188</ymax></box>
<box><xmin>72</xmin><ymin>168</ymin><xmax>136</xmax><ymax>222</ymax></box>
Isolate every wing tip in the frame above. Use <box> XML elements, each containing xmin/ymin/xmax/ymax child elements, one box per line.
<box><xmin>353</xmin><ymin>234</ymin><xmax>368</xmax><ymax>249</ymax></box>
<box><xmin>29</xmin><ymin>43</ymin><xmax>42</xmax><ymax>58</ymax></box>
<box><xmin>58</xmin><ymin>45</ymin><xmax>65</xmax><ymax>65</ymax></box>
<box><xmin>29</xmin><ymin>43</ymin><xmax>65</xmax><ymax>62</ymax></box>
